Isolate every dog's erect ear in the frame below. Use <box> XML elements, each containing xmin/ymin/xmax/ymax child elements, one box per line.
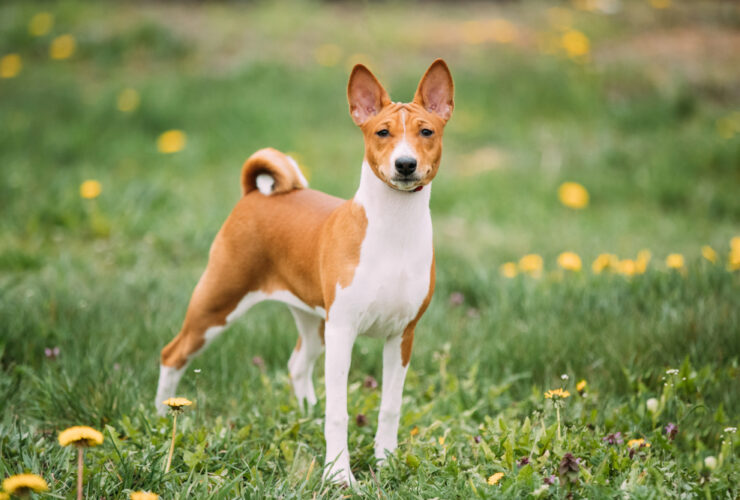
<box><xmin>347</xmin><ymin>64</ymin><xmax>391</xmax><ymax>126</ymax></box>
<box><xmin>413</xmin><ymin>59</ymin><xmax>454</xmax><ymax>122</ymax></box>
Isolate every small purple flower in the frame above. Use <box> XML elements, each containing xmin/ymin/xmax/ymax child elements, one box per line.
<box><xmin>543</xmin><ymin>474</ymin><xmax>557</xmax><ymax>485</ymax></box>
<box><xmin>44</xmin><ymin>347</ymin><xmax>60</xmax><ymax>360</ymax></box>
<box><xmin>517</xmin><ymin>456</ymin><xmax>530</xmax><ymax>467</ymax></box>
<box><xmin>558</xmin><ymin>453</ymin><xmax>580</xmax><ymax>484</ymax></box>
<box><xmin>449</xmin><ymin>292</ymin><xmax>464</xmax><ymax>306</ymax></box>
<box><xmin>474</xmin><ymin>435</ymin><xmax>482</xmax><ymax>444</ymax></box>
<box><xmin>602</xmin><ymin>432</ymin><xmax>623</xmax><ymax>445</ymax></box>
<box><xmin>363</xmin><ymin>375</ymin><xmax>378</xmax><ymax>389</ymax></box>
<box><xmin>252</xmin><ymin>356</ymin><xmax>265</xmax><ymax>371</ymax></box>
<box><xmin>665</xmin><ymin>423</ymin><xmax>678</xmax><ymax>440</ymax></box>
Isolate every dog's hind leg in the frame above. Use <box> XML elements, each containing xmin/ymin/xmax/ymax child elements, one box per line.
<box><xmin>287</xmin><ymin>307</ymin><xmax>325</xmax><ymax>411</ymax></box>
<box><xmin>155</xmin><ymin>252</ymin><xmax>265</xmax><ymax>415</ymax></box>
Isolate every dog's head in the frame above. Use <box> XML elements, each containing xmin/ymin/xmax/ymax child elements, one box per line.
<box><xmin>348</xmin><ymin>59</ymin><xmax>454</xmax><ymax>192</ymax></box>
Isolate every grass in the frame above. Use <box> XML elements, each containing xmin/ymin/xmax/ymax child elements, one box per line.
<box><xmin>1</xmin><ymin>0</ymin><xmax>739</xmax><ymax>497</ymax></box>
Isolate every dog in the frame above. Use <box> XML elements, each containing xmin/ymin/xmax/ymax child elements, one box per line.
<box><xmin>155</xmin><ymin>59</ymin><xmax>454</xmax><ymax>484</ymax></box>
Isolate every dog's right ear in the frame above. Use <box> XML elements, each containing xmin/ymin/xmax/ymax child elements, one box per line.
<box><xmin>347</xmin><ymin>64</ymin><xmax>391</xmax><ymax>126</ymax></box>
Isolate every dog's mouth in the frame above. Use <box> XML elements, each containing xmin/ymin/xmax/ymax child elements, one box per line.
<box><xmin>389</xmin><ymin>176</ymin><xmax>423</xmax><ymax>192</ymax></box>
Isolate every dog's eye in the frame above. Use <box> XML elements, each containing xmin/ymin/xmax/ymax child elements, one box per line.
<box><xmin>376</xmin><ymin>129</ymin><xmax>390</xmax><ymax>137</ymax></box>
<box><xmin>420</xmin><ymin>128</ymin><xmax>434</xmax><ymax>137</ymax></box>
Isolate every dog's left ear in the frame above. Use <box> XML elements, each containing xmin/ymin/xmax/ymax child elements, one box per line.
<box><xmin>413</xmin><ymin>59</ymin><xmax>454</xmax><ymax>123</ymax></box>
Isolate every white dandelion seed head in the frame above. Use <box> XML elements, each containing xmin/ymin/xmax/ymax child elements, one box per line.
<box><xmin>646</xmin><ymin>398</ymin><xmax>659</xmax><ymax>414</ymax></box>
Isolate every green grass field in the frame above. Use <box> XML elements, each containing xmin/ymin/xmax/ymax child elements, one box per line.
<box><xmin>1</xmin><ymin>1</ymin><xmax>739</xmax><ymax>497</ymax></box>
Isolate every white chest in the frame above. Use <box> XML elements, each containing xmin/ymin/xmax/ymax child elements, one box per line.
<box><xmin>328</xmin><ymin>163</ymin><xmax>433</xmax><ymax>338</ymax></box>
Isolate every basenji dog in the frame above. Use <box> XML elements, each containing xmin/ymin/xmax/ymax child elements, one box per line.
<box><xmin>155</xmin><ymin>59</ymin><xmax>454</xmax><ymax>484</ymax></box>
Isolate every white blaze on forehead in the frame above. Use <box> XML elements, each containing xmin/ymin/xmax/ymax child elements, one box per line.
<box><xmin>391</xmin><ymin>110</ymin><xmax>416</xmax><ymax>162</ymax></box>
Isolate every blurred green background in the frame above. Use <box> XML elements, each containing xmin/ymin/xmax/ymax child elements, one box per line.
<box><xmin>1</xmin><ymin>0</ymin><xmax>739</xmax><ymax>497</ymax></box>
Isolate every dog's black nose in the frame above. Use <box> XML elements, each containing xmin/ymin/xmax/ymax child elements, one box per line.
<box><xmin>395</xmin><ymin>156</ymin><xmax>417</xmax><ymax>176</ymax></box>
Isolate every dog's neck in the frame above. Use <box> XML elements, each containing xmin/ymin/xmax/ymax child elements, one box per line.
<box><xmin>354</xmin><ymin>161</ymin><xmax>432</xmax><ymax>254</ymax></box>
<box><xmin>354</xmin><ymin>160</ymin><xmax>432</xmax><ymax>224</ymax></box>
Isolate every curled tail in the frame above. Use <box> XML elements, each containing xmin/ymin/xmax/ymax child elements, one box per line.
<box><xmin>240</xmin><ymin>148</ymin><xmax>308</xmax><ymax>196</ymax></box>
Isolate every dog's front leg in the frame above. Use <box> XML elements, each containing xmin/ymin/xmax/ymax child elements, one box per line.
<box><xmin>374</xmin><ymin>333</ymin><xmax>409</xmax><ymax>463</ymax></box>
<box><xmin>322</xmin><ymin>323</ymin><xmax>357</xmax><ymax>485</ymax></box>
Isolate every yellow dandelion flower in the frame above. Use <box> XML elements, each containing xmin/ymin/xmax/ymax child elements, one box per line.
<box><xmin>29</xmin><ymin>12</ymin><xmax>54</xmax><ymax>37</ymax></box>
<box><xmin>2</xmin><ymin>474</ymin><xmax>49</xmax><ymax>494</ymax></box>
<box><xmin>163</xmin><ymin>397</ymin><xmax>192</xmax><ymax>409</ymax></box>
<box><xmin>487</xmin><ymin>472</ymin><xmax>504</xmax><ymax>485</ymax></box>
<box><xmin>561</xmin><ymin>30</ymin><xmax>590</xmax><ymax>58</ymax></box>
<box><xmin>438</xmin><ymin>436</ymin><xmax>445</xmax><ymax>446</ymax></box>
<box><xmin>617</xmin><ymin>259</ymin><xmax>636</xmax><ymax>276</ymax></box>
<box><xmin>117</xmin><ymin>88</ymin><xmax>140</xmax><ymax>113</ymax></box>
<box><xmin>59</xmin><ymin>426</ymin><xmax>104</xmax><ymax>447</ymax></box>
<box><xmin>636</xmin><ymin>249</ymin><xmax>651</xmax><ymax>274</ymax></box>
<box><xmin>163</xmin><ymin>397</ymin><xmax>193</xmax><ymax>473</ymax></box>
<box><xmin>50</xmin><ymin>34</ymin><xmax>76</xmax><ymax>60</ymax></box>
<box><xmin>314</xmin><ymin>44</ymin><xmax>341</xmax><ymax>67</ymax></box>
<box><xmin>499</xmin><ymin>262</ymin><xmax>518</xmax><ymax>278</ymax></box>
<box><xmin>627</xmin><ymin>438</ymin><xmax>650</xmax><ymax>448</ymax></box>
<box><xmin>557</xmin><ymin>251</ymin><xmax>582</xmax><ymax>271</ymax></box>
<box><xmin>544</xmin><ymin>388</ymin><xmax>571</xmax><ymax>399</ymax></box>
<box><xmin>701</xmin><ymin>245</ymin><xmax>717</xmax><ymax>264</ymax></box>
<box><xmin>728</xmin><ymin>235</ymin><xmax>740</xmax><ymax>270</ymax></box>
<box><xmin>131</xmin><ymin>492</ymin><xmax>159</xmax><ymax>500</ymax></box>
<box><xmin>79</xmin><ymin>180</ymin><xmax>102</xmax><ymax>199</ymax></box>
<box><xmin>558</xmin><ymin>182</ymin><xmax>589</xmax><ymax>209</ymax></box>
<box><xmin>666</xmin><ymin>253</ymin><xmax>685</xmax><ymax>270</ymax></box>
<box><xmin>410</xmin><ymin>426</ymin><xmax>419</xmax><ymax>436</ymax></box>
<box><xmin>731</xmin><ymin>236</ymin><xmax>740</xmax><ymax>251</ymax></box>
<box><xmin>519</xmin><ymin>254</ymin><xmax>543</xmax><ymax>276</ymax></box>
<box><xmin>0</xmin><ymin>492</ymin><xmax>8</xmax><ymax>500</ymax></box>
<box><xmin>157</xmin><ymin>130</ymin><xmax>186</xmax><ymax>154</ymax></box>
<box><xmin>592</xmin><ymin>253</ymin><xmax>617</xmax><ymax>274</ymax></box>
<box><xmin>729</xmin><ymin>247</ymin><xmax>740</xmax><ymax>271</ymax></box>
<box><xmin>1</xmin><ymin>54</ymin><xmax>22</xmax><ymax>79</ymax></box>
<box><xmin>576</xmin><ymin>379</ymin><xmax>587</xmax><ymax>392</ymax></box>
<box><xmin>649</xmin><ymin>0</ymin><xmax>671</xmax><ymax>8</ymax></box>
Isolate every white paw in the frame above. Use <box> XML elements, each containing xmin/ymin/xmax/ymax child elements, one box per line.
<box><xmin>323</xmin><ymin>462</ymin><xmax>356</xmax><ymax>486</ymax></box>
<box><xmin>155</xmin><ymin>364</ymin><xmax>185</xmax><ymax>416</ymax></box>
